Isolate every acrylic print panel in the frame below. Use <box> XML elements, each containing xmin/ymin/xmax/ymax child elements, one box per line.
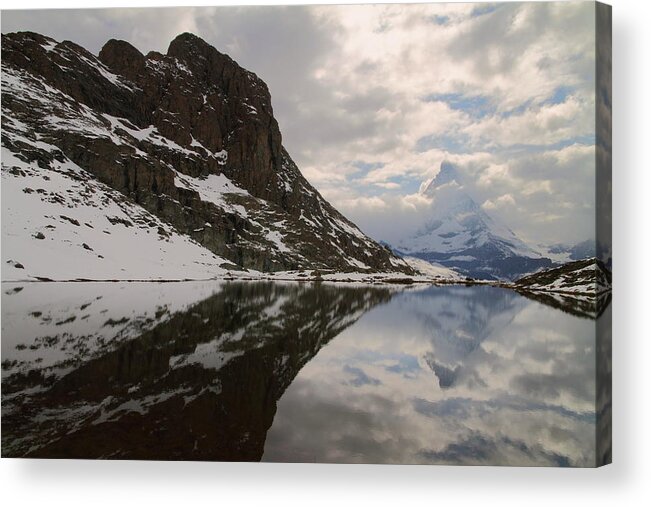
<box><xmin>0</xmin><ymin>2</ymin><xmax>611</xmax><ymax>466</ymax></box>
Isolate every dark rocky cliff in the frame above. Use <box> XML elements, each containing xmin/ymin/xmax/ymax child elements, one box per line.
<box><xmin>1</xmin><ymin>31</ymin><xmax>411</xmax><ymax>274</ymax></box>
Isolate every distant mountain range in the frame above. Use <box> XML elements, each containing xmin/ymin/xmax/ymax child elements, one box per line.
<box><xmin>536</xmin><ymin>239</ymin><xmax>596</xmax><ymax>264</ymax></box>
<box><xmin>1</xmin><ymin>31</ymin><xmax>412</xmax><ymax>281</ymax></box>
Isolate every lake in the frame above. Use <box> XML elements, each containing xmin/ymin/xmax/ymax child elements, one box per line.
<box><xmin>1</xmin><ymin>280</ymin><xmax>610</xmax><ymax>466</ymax></box>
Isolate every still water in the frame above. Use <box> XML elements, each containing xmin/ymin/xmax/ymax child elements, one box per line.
<box><xmin>1</xmin><ymin>281</ymin><xmax>610</xmax><ymax>466</ymax></box>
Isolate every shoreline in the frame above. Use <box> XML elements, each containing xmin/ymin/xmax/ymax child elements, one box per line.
<box><xmin>1</xmin><ymin>274</ymin><xmax>610</xmax><ymax>300</ymax></box>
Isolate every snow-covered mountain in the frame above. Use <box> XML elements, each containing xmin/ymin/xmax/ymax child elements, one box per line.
<box><xmin>1</xmin><ymin>31</ymin><xmax>412</xmax><ymax>281</ymax></box>
<box><xmin>537</xmin><ymin>239</ymin><xmax>596</xmax><ymax>264</ymax></box>
<box><xmin>394</xmin><ymin>162</ymin><xmax>553</xmax><ymax>280</ymax></box>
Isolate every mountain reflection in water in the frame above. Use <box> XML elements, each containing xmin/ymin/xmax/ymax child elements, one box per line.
<box><xmin>1</xmin><ymin>281</ymin><xmax>610</xmax><ymax>466</ymax></box>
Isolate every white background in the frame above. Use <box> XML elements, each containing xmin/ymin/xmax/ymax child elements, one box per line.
<box><xmin>1</xmin><ymin>0</ymin><xmax>649</xmax><ymax>505</ymax></box>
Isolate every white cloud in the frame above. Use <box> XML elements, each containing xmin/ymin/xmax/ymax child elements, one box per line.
<box><xmin>482</xmin><ymin>193</ymin><xmax>516</xmax><ymax>211</ymax></box>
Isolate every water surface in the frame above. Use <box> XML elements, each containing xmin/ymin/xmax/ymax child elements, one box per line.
<box><xmin>1</xmin><ymin>280</ymin><xmax>607</xmax><ymax>466</ymax></box>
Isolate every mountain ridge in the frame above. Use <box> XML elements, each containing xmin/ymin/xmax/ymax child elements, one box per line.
<box><xmin>515</xmin><ymin>257</ymin><xmax>611</xmax><ymax>296</ymax></box>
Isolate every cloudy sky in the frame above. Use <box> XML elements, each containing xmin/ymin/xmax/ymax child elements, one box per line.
<box><xmin>2</xmin><ymin>2</ymin><xmax>598</xmax><ymax>247</ymax></box>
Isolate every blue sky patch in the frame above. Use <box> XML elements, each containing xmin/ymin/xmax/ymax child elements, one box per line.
<box><xmin>385</xmin><ymin>355</ymin><xmax>421</xmax><ymax>378</ymax></box>
<box><xmin>424</xmin><ymin>92</ymin><xmax>496</xmax><ymax>119</ymax></box>
<box><xmin>343</xmin><ymin>365</ymin><xmax>381</xmax><ymax>387</ymax></box>
<box><xmin>470</xmin><ymin>3</ymin><xmax>500</xmax><ymax>18</ymax></box>
<box><xmin>351</xmin><ymin>160</ymin><xmax>385</xmax><ymax>172</ymax></box>
<box><xmin>416</xmin><ymin>132</ymin><xmax>472</xmax><ymax>154</ymax></box>
<box><xmin>542</xmin><ymin>85</ymin><xmax>574</xmax><ymax>106</ymax></box>
<box><xmin>430</xmin><ymin>15</ymin><xmax>450</xmax><ymax>26</ymax></box>
<box><xmin>500</xmin><ymin>99</ymin><xmax>533</xmax><ymax>118</ymax></box>
<box><xmin>501</xmin><ymin>135</ymin><xmax>596</xmax><ymax>155</ymax></box>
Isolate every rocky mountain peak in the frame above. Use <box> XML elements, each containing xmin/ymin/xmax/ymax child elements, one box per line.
<box><xmin>165</xmin><ymin>32</ymin><xmax>271</xmax><ymax>105</ymax></box>
<box><xmin>420</xmin><ymin>161</ymin><xmax>461</xmax><ymax>195</ymax></box>
<box><xmin>167</xmin><ymin>32</ymin><xmax>222</xmax><ymax>65</ymax></box>
<box><xmin>433</xmin><ymin>160</ymin><xmax>460</xmax><ymax>186</ymax></box>
<box><xmin>98</xmin><ymin>39</ymin><xmax>146</xmax><ymax>81</ymax></box>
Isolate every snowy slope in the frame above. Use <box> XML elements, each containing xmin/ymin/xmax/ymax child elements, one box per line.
<box><xmin>515</xmin><ymin>258</ymin><xmax>611</xmax><ymax>296</ymax></box>
<box><xmin>1</xmin><ymin>146</ymin><xmax>237</xmax><ymax>281</ymax></box>
<box><xmin>395</xmin><ymin>162</ymin><xmax>552</xmax><ymax>280</ymax></box>
<box><xmin>402</xmin><ymin>256</ymin><xmax>464</xmax><ymax>280</ymax></box>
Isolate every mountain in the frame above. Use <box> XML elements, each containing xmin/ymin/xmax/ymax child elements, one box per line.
<box><xmin>538</xmin><ymin>239</ymin><xmax>596</xmax><ymax>264</ymax></box>
<box><xmin>515</xmin><ymin>257</ymin><xmax>612</xmax><ymax>296</ymax></box>
<box><xmin>539</xmin><ymin>239</ymin><xmax>612</xmax><ymax>273</ymax></box>
<box><xmin>394</xmin><ymin>161</ymin><xmax>552</xmax><ymax>280</ymax></box>
<box><xmin>1</xmin><ymin>31</ymin><xmax>412</xmax><ymax>281</ymax></box>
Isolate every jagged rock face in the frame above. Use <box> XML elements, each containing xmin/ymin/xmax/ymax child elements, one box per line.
<box><xmin>98</xmin><ymin>33</ymin><xmax>284</xmax><ymax>201</ymax></box>
<box><xmin>1</xmin><ymin>31</ymin><xmax>411</xmax><ymax>274</ymax></box>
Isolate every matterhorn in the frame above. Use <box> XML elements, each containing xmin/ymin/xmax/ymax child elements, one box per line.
<box><xmin>395</xmin><ymin>162</ymin><xmax>552</xmax><ymax>280</ymax></box>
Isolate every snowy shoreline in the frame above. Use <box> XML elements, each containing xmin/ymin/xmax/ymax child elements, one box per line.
<box><xmin>1</xmin><ymin>272</ymin><xmax>610</xmax><ymax>300</ymax></box>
